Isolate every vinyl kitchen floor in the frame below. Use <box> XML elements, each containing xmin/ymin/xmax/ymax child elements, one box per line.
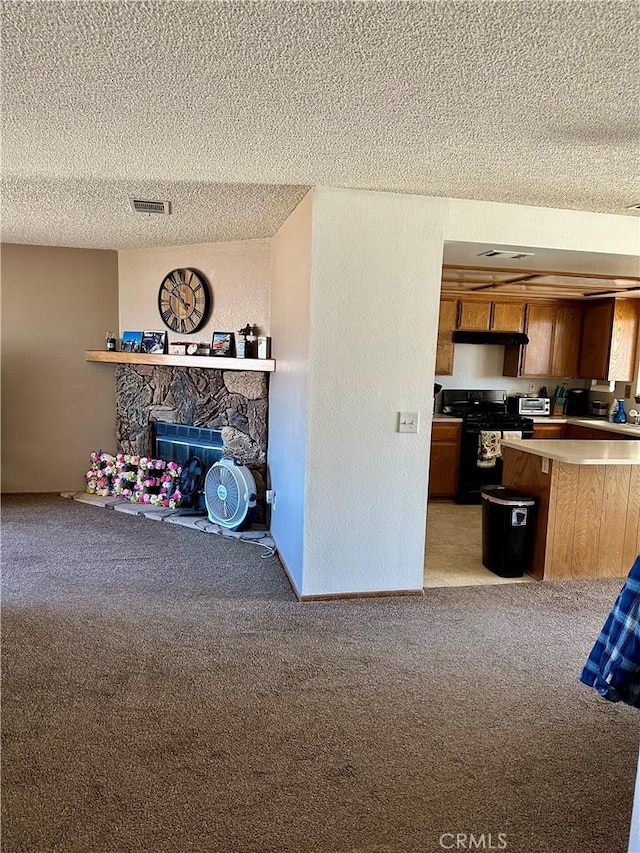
<box><xmin>424</xmin><ymin>502</ymin><xmax>535</xmax><ymax>588</ymax></box>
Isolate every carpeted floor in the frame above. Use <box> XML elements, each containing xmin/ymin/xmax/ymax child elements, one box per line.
<box><xmin>2</xmin><ymin>495</ymin><xmax>638</xmax><ymax>853</ymax></box>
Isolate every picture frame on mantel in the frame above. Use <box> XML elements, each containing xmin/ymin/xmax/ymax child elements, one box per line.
<box><xmin>141</xmin><ymin>330</ymin><xmax>167</xmax><ymax>354</ymax></box>
<box><xmin>211</xmin><ymin>332</ymin><xmax>235</xmax><ymax>357</ymax></box>
<box><xmin>121</xmin><ymin>331</ymin><xmax>143</xmax><ymax>353</ymax></box>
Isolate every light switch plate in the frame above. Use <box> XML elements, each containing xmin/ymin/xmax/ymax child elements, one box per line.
<box><xmin>398</xmin><ymin>411</ymin><xmax>420</xmax><ymax>433</ymax></box>
<box><xmin>541</xmin><ymin>457</ymin><xmax>549</xmax><ymax>474</ymax></box>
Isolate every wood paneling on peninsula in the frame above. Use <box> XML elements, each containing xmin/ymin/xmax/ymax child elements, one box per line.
<box><xmin>503</xmin><ymin>445</ymin><xmax>640</xmax><ymax>580</ymax></box>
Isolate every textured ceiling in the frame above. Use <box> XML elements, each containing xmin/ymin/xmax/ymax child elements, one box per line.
<box><xmin>1</xmin><ymin>0</ymin><xmax>639</xmax><ymax>250</ymax></box>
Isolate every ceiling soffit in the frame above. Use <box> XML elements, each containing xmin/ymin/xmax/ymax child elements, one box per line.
<box><xmin>441</xmin><ymin>265</ymin><xmax>640</xmax><ymax>300</ymax></box>
<box><xmin>1</xmin><ymin>1</ymin><xmax>639</xmax><ymax>249</ymax></box>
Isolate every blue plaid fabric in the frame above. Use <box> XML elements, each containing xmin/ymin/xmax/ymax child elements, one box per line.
<box><xmin>579</xmin><ymin>554</ymin><xmax>640</xmax><ymax>709</ymax></box>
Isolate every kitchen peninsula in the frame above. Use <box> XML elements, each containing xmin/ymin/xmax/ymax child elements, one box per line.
<box><xmin>501</xmin><ymin>439</ymin><xmax>640</xmax><ymax>581</ymax></box>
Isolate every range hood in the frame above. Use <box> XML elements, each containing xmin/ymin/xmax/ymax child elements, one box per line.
<box><xmin>453</xmin><ymin>330</ymin><xmax>529</xmax><ymax>346</ymax></box>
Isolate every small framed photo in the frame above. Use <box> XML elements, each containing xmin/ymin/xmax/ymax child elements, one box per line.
<box><xmin>121</xmin><ymin>331</ymin><xmax>143</xmax><ymax>353</ymax></box>
<box><xmin>168</xmin><ymin>342</ymin><xmax>187</xmax><ymax>356</ymax></box>
<box><xmin>211</xmin><ymin>332</ymin><xmax>234</xmax><ymax>357</ymax></box>
<box><xmin>141</xmin><ymin>330</ymin><xmax>167</xmax><ymax>354</ymax></box>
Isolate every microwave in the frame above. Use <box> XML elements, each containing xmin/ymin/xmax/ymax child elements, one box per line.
<box><xmin>507</xmin><ymin>395</ymin><xmax>551</xmax><ymax>416</ymax></box>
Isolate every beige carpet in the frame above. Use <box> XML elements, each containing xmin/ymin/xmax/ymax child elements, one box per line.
<box><xmin>2</xmin><ymin>495</ymin><xmax>638</xmax><ymax>853</ymax></box>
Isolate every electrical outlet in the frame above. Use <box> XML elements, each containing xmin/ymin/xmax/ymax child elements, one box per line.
<box><xmin>625</xmin><ymin>384</ymin><xmax>632</xmax><ymax>399</ymax></box>
<box><xmin>398</xmin><ymin>412</ymin><xmax>420</xmax><ymax>433</ymax></box>
<box><xmin>528</xmin><ymin>382</ymin><xmax>536</xmax><ymax>393</ymax></box>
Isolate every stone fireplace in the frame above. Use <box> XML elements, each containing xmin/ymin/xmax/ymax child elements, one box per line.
<box><xmin>115</xmin><ymin>364</ymin><xmax>269</xmax><ymax>513</ymax></box>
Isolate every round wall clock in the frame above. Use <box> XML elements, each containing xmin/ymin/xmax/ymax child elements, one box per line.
<box><xmin>158</xmin><ymin>268</ymin><xmax>211</xmax><ymax>334</ymax></box>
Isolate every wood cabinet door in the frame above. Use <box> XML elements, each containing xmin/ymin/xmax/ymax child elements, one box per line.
<box><xmin>431</xmin><ymin>422</ymin><xmax>461</xmax><ymax>442</ymax></box>
<box><xmin>458</xmin><ymin>301</ymin><xmax>491</xmax><ymax>330</ymax></box>
<box><xmin>428</xmin><ymin>440</ymin><xmax>460</xmax><ymax>499</ymax></box>
<box><xmin>532</xmin><ymin>423</ymin><xmax>566</xmax><ymax>439</ymax></box>
<box><xmin>521</xmin><ymin>305</ymin><xmax>556</xmax><ymax>377</ymax></box>
<box><xmin>564</xmin><ymin>424</ymin><xmax>597</xmax><ymax>439</ymax></box>
<box><xmin>609</xmin><ymin>300</ymin><xmax>640</xmax><ymax>381</ymax></box>
<box><xmin>491</xmin><ymin>302</ymin><xmax>524</xmax><ymax>332</ymax></box>
<box><xmin>435</xmin><ymin>298</ymin><xmax>457</xmax><ymax>375</ymax></box>
<box><xmin>579</xmin><ymin>300</ymin><xmax>614</xmax><ymax>380</ymax></box>
<box><xmin>551</xmin><ymin>304</ymin><xmax>583</xmax><ymax>377</ymax></box>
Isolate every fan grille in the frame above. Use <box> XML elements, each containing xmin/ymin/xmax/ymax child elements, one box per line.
<box><xmin>208</xmin><ymin>464</ymin><xmax>240</xmax><ymax>520</ymax></box>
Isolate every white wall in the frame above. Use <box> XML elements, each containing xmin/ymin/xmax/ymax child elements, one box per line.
<box><xmin>436</xmin><ymin>344</ymin><xmax>588</xmax><ymax>402</ymax></box>
<box><xmin>268</xmin><ymin>191</ymin><xmax>314</xmax><ymax>593</ymax></box>
<box><xmin>267</xmin><ymin>188</ymin><xmax>639</xmax><ymax>597</ymax></box>
<box><xmin>444</xmin><ymin>199</ymin><xmax>640</xmax><ymax>254</ymax></box>
<box><xmin>302</xmin><ymin>188</ymin><xmax>446</xmax><ymax>596</ymax></box>
<box><xmin>1</xmin><ymin>243</ymin><xmax>118</xmax><ymax>491</ymax></box>
<box><xmin>118</xmin><ymin>238</ymin><xmax>271</xmax><ymax>343</ymax></box>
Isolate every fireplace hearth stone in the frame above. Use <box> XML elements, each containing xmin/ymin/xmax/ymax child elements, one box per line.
<box><xmin>115</xmin><ymin>364</ymin><xmax>269</xmax><ymax>519</ymax></box>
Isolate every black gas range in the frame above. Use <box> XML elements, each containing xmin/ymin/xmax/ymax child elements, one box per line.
<box><xmin>441</xmin><ymin>389</ymin><xmax>534</xmax><ymax>504</ymax></box>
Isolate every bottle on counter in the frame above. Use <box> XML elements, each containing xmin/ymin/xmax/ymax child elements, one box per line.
<box><xmin>608</xmin><ymin>398</ymin><xmax>618</xmax><ymax>422</ymax></box>
<box><xmin>613</xmin><ymin>398</ymin><xmax>628</xmax><ymax>424</ymax></box>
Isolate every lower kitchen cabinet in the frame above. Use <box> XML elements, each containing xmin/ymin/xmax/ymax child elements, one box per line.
<box><xmin>565</xmin><ymin>424</ymin><xmax>600</xmax><ymax>439</ymax></box>
<box><xmin>533</xmin><ymin>423</ymin><xmax>566</xmax><ymax>439</ymax></box>
<box><xmin>565</xmin><ymin>423</ymin><xmax>631</xmax><ymax>440</ymax></box>
<box><xmin>428</xmin><ymin>421</ymin><xmax>461</xmax><ymax>499</ymax></box>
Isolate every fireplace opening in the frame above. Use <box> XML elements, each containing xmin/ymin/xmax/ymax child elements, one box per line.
<box><xmin>153</xmin><ymin>422</ymin><xmax>224</xmax><ymax>472</ymax></box>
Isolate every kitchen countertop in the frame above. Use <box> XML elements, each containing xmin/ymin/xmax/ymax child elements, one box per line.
<box><xmin>567</xmin><ymin>417</ymin><xmax>640</xmax><ymax>437</ymax></box>
<box><xmin>433</xmin><ymin>413</ymin><xmax>640</xmax><ymax>436</ymax></box>
<box><xmin>500</xmin><ymin>438</ymin><xmax>640</xmax><ymax>465</ymax></box>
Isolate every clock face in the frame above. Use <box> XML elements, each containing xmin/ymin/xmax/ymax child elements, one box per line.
<box><xmin>158</xmin><ymin>268</ymin><xmax>211</xmax><ymax>334</ymax></box>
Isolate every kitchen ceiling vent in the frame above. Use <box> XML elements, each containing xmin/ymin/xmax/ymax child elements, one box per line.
<box><xmin>627</xmin><ymin>204</ymin><xmax>640</xmax><ymax>211</ymax></box>
<box><xmin>129</xmin><ymin>198</ymin><xmax>172</xmax><ymax>215</ymax></box>
<box><xmin>477</xmin><ymin>250</ymin><xmax>535</xmax><ymax>260</ymax></box>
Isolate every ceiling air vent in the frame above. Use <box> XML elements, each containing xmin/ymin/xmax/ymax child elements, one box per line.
<box><xmin>477</xmin><ymin>250</ymin><xmax>535</xmax><ymax>260</ymax></box>
<box><xmin>129</xmin><ymin>198</ymin><xmax>171</xmax><ymax>215</ymax></box>
<box><xmin>627</xmin><ymin>204</ymin><xmax>640</xmax><ymax>211</ymax></box>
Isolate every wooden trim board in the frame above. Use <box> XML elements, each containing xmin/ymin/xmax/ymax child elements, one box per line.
<box><xmin>85</xmin><ymin>350</ymin><xmax>276</xmax><ymax>372</ymax></box>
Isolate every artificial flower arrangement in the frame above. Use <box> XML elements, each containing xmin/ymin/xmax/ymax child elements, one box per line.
<box><xmin>85</xmin><ymin>451</ymin><xmax>117</xmax><ymax>496</ymax></box>
<box><xmin>87</xmin><ymin>451</ymin><xmax>182</xmax><ymax>508</ymax></box>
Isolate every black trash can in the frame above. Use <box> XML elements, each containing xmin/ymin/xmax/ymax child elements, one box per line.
<box><xmin>481</xmin><ymin>487</ymin><xmax>537</xmax><ymax>577</ymax></box>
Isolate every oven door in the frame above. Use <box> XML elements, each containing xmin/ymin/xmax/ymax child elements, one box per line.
<box><xmin>456</xmin><ymin>426</ymin><xmax>504</xmax><ymax>504</ymax></box>
<box><xmin>456</xmin><ymin>421</ymin><xmax>534</xmax><ymax>503</ymax></box>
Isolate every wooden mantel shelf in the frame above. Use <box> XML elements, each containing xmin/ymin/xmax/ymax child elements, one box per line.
<box><xmin>85</xmin><ymin>350</ymin><xmax>276</xmax><ymax>373</ymax></box>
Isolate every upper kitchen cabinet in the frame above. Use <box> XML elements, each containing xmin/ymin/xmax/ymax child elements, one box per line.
<box><xmin>551</xmin><ymin>303</ymin><xmax>584</xmax><ymax>378</ymax></box>
<box><xmin>490</xmin><ymin>301</ymin><xmax>525</xmax><ymax>332</ymax></box>
<box><xmin>578</xmin><ymin>298</ymin><xmax>640</xmax><ymax>381</ymax></box>
<box><xmin>503</xmin><ymin>302</ymin><xmax>583</xmax><ymax>378</ymax></box>
<box><xmin>457</xmin><ymin>300</ymin><xmax>491</xmax><ymax>330</ymax></box>
<box><xmin>456</xmin><ymin>299</ymin><xmax>524</xmax><ymax>332</ymax></box>
<box><xmin>435</xmin><ymin>297</ymin><xmax>457</xmax><ymax>375</ymax></box>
